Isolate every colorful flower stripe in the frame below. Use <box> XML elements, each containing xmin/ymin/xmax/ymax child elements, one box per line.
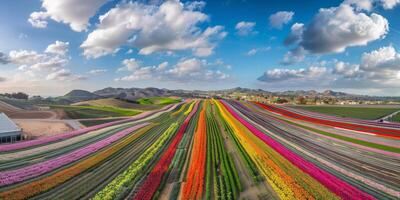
<box><xmin>0</xmin><ymin>124</ymin><xmax>155</xmax><ymax>200</ymax></box>
<box><xmin>133</xmin><ymin>101</ymin><xmax>199</xmax><ymax>200</ymax></box>
<box><xmin>0</xmin><ymin>104</ymin><xmax>176</xmax><ymax>152</ymax></box>
<box><xmin>0</xmin><ymin>123</ymin><xmax>149</xmax><ymax>186</ymax></box>
<box><xmin>0</xmin><ymin>122</ymin><xmax>131</xmax><ymax>162</ymax></box>
<box><xmin>242</xmin><ymin>101</ymin><xmax>400</xmax><ymax>154</ymax></box>
<box><xmin>234</xmin><ymin>102</ymin><xmax>400</xmax><ymax>199</ymax></box>
<box><xmin>237</xmin><ymin>100</ymin><xmax>400</xmax><ymax>199</ymax></box>
<box><xmin>283</xmin><ymin>105</ymin><xmax>400</xmax><ymax>129</ymax></box>
<box><xmin>92</xmin><ymin>122</ymin><xmax>180</xmax><ymax>200</ymax></box>
<box><xmin>184</xmin><ymin>100</ymin><xmax>197</xmax><ymax>115</ymax></box>
<box><xmin>254</xmin><ymin>102</ymin><xmax>400</xmax><ymax>139</ymax></box>
<box><xmin>180</xmin><ymin>105</ymin><xmax>207</xmax><ymax>200</ymax></box>
<box><xmin>214</xmin><ymin>100</ymin><xmax>334</xmax><ymax>200</ymax></box>
<box><xmin>171</xmin><ymin>101</ymin><xmax>189</xmax><ymax>116</ymax></box>
<box><xmin>221</xmin><ymin>100</ymin><xmax>376</xmax><ymax>200</ymax></box>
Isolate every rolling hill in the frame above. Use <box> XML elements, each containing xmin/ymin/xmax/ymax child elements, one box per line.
<box><xmin>59</xmin><ymin>90</ymin><xmax>101</xmax><ymax>102</ymax></box>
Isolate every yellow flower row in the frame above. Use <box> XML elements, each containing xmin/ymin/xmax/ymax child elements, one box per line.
<box><xmin>184</xmin><ymin>100</ymin><xmax>197</xmax><ymax>116</ymax></box>
<box><xmin>171</xmin><ymin>101</ymin><xmax>190</xmax><ymax>116</ymax></box>
<box><xmin>213</xmin><ymin>100</ymin><xmax>338</xmax><ymax>200</ymax></box>
<box><xmin>92</xmin><ymin>122</ymin><xmax>179</xmax><ymax>200</ymax></box>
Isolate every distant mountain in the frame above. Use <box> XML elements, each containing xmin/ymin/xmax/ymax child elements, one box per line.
<box><xmin>219</xmin><ymin>87</ymin><xmax>270</xmax><ymax>94</ymax></box>
<box><xmin>186</xmin><ymin>87</ymin><xmax>400</xmax><ymax>101</ymax></box>
<box><xmin>274</xmin><ymin>89</ymin><xmax>350</xmax><ymax>97</ymax></box>
<box><xmin>59</xmin><ymin>90</ymin><xmax>101</xmax><ymax>102</ymax></box>
<box><xmin>93</xmin><ymin>87</ymin><xmax>171</xmax><ymax>101</ymax></box>
<box><xmin>56</xmin><ymin>87</ymin><xmax>400</xmax><ymax>103</ymax></box>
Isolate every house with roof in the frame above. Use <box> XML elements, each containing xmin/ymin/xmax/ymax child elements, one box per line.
<box><xmin>0</xmin><ymin>112</ymin><xmax>22</xmax><ymax>143</ymax></box>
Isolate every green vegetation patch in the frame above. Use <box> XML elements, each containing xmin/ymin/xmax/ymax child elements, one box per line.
<box><xmin>52</xmin><ymin>105</ymin><xmax>141</xmax><ymax>119</ymax></box>
<box><xmin>295</xmin><ymin>106</ymin><xmax>399</xmax><ymax>120</ymax></box>
<box><xmin>137</xmin><ymin>97</ymin><xmax>180</xmax><ymax>105</ymax></box>
<box><xmin>389</xmin><ymin>113</ymin><xmax>400</xmax><ymax>122</ymax></box>
<box><xmin>79</xmin><ymin>118</ymin><xmax>123</xmax><ymax>127</ymax></box>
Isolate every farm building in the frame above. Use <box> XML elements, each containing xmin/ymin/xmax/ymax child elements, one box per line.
<box><xmin>0</xmin><ymin>112</ymin><xmax>22</xmax><ymax>143</ymax></box>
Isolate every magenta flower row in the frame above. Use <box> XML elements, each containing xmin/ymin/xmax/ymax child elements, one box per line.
<box><xmin>0</xmin><ymin>104</ymin><xmax>174</xmax><ymax>152</ymax></box>
<box><xmin>0</xmin><ymin>123</ymin><xmax>149</xmax><ymax>186</ymax></box>
<box><xmin>220</xmin><ymin>100</ymin><xmax>376</xmax><ymax>200</ymax></box>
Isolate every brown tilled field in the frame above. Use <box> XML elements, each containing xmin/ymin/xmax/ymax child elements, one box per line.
<box><xmin>1</xmin><ymin>100</ymin><xmax>74</xmax><ymax>139</ymax></box>
<box><xmin>14</xmin><ymin>119</ymin><xmax>74</xmax><ymax>139</ymax></box>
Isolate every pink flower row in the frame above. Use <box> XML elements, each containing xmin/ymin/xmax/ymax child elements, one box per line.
<box><xmin>220</xmin><ymin>100</ymin><xmax>375</xmax><ymax>200</ymax></box>
<box><xmin>0</xmin><ymin>104</ymin><xmax>174</xmax><ymax>152</ymax></box>
<box><xmin>0</xmin><ymin>123</ymin><xmax>149</xmax><ymax>186</ymax></box>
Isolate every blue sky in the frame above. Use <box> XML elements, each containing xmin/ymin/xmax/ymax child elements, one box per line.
<box><xmin>0</xmin><ymin>0</ymin><xmax>399</xmax><ymax>96</ymax></box>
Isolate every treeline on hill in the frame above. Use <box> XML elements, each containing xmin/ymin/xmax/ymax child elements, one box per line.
<box><xmin>0</xmin><ymin>92</ymin><xmax>29</xmax><ymax>100</ymax></box>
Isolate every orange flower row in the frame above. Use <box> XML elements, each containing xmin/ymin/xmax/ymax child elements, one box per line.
<box><xmin>180</xmin><ymin>106</ymin><xmax>207</xmax><ymax>200</ymax></box>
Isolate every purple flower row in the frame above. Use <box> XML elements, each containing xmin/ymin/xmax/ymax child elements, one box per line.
<box><xmin>0</xmin><ymin>123</ymin><xmax>149</xmax><ymax>186</ymax></box>
<box><xmin>0</xmin><ymin>104</ymin><xmax>174</xmax><ymax>152</ymax></box>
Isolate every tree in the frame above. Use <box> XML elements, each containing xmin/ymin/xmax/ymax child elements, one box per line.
<box><xmin>297</xmin><ymin>96</ymin><xmax>307</xmax><ymax>105</ymax></box>
<box><xmin>0</xmin><ymin>92</ymin><xmax>29</xmax><ymax>100</ymax></box>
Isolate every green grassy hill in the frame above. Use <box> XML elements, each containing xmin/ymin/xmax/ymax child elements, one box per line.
<box><xmin>136</xmin><ymin>97</ymin><xmax>181</xmax><ymax>105</ymax></box>
<box><xmin>51</xmin><ymin>105</ymin><xmax>141</xmax><ymax>119</ymax></box>
<box><xmin>72</xmin><ymin>98</ymin><xmax>160</xmax><ymax>110</ymax></box>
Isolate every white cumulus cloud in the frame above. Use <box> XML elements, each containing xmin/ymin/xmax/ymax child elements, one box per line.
<box><xmin>28</xmin><ymin>11</ymin><xmax>49</xmax><ymax>28</ymax></box>
<box><xmin>344</xmin><ymin>0</ymin><xmax>400</xmax><ymax>10</ymax></box>
<box><xmin>81</xmin><ymin>0</ymin><xmax>226</xmax><ymax>59</ymax></box>
<box><xmin>5</xmin><ymin>41</ymin><xmax>83</xmax><ymax>82</ymax></box>
<box><xmin>235</xmin><ymin>21</ymin><xmax>257</xmax><ymax>36</ymax></box>
<box><xmin>89</xmin><ymin>69</ymin><xmax>107</xmax><ymax>75</ymax></box>
<box><xmin>45</xmin><ymin>41</ymin><xmax>69</xmax><ymax>55</ymax></box>
<box><xmin>246</xmin><ymin>47</ymin><xmax>271</xmax><ymax>56</ymax></box>
<box><xmin>115</xmin><ymin>57</ymin><xmax>229</xmax><ymax>82</ymax></box>
<box><xmin>117</xmin><ymin>58</ymin><xmax>140</xmax><ymax>72</ymax></box>
<box><xmin>258</xmin><ymin>45</ymin><xmax>400</xmax><ymax>92</ymax></box>
<box><xmin>287</xmin><ymin>4</ymin><xmax>388</xmax><ymax>54</ymax></box>
<box><xmin>28</xmin><ymin>0</ymin><xmax>108</xmax><ymax>31</ymax></box>
<box><xmin>258</xmin><ymin>66</ymin><xmax>328</xmax><ymax>82</ymax></box>
<box><xmin>268</xmin><ymin>11</ymin><xmax>294</xmax><ymax>29</ymax></box>
<box><xmin>380</xmin><ymin>0</ymin><xmax>400</xmax><ymax>9</ymax></box>
<box><xmin>46</xmin><ymin>69</ymin><xmax>86</xmax><ymax>81</ymax></box>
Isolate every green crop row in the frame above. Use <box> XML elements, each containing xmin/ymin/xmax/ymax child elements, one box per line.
<box><xmin>205</xmin><ymin>103</ymin><xmax>242</xmax><ymax>200</ymax></box>
<box><xmin>214</xmin><ymin>104</ymin><xmax>263</xmax><ymax>183</ymax></box>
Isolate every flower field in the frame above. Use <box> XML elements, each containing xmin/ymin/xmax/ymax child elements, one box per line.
<box><xmin>0</xmin><ymin>99</ymin><xmax>399</xmax><ymax>200</ymax></box>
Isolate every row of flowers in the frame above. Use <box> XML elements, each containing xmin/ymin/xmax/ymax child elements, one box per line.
<box><xmin>0</xmin><ymin>122</ymin><xmax>131</xmax><ymax>162</ymax></box>
<box><xmin>0</xmin><ymin>123</ymin><xmax>149</xmax><ymax>186</ymax></box>
<box><xmin>214</xmin><ymin>100</ymin><xmax>339</xmax><ymax>199</ymax></box>
<box><xmin>180</xmin><ymin>106</ymin><xmax>207</xmax><ymax>200</ymax></box>
<box><xmin>184</xmin><ymin>101</ymin><xmax>197</xmax><ymax>116</ymax></box>
<box><xmin>0</xmin><ymin>124</ymin><xmax>155</xmax><ymax>200</ymax></box>
<box><xmin>254</xmin><ymin>102</ymin><xmax>400</xmax><ymax>139</ymax></box>
<box><xmin>92</xmin><ymin>122</ymin><xmax>180</xmax><ymax>200</ymax></box>
<box><xmin>170</xmin><ymin>100</ymin><xmax>191</xmax><ymax>116</ymax></box>
<box><xmin>219</xmin><ymin>100</ymin><xmax>376</xmax><ymax>200</ymax></box>
<box><xmin>0</xmin><ymin>104</ymin><xmax>176</xmax><ymax>152</ymax></box>
<box><xmin>133</xmin><ymin>101</ymin><xmax>199</xmax><ymax>200</ymax></box>
<box><xmin>205</xmin><ymin>102</ymin><xmax>241</xmax><ymax>199</ymax></box>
